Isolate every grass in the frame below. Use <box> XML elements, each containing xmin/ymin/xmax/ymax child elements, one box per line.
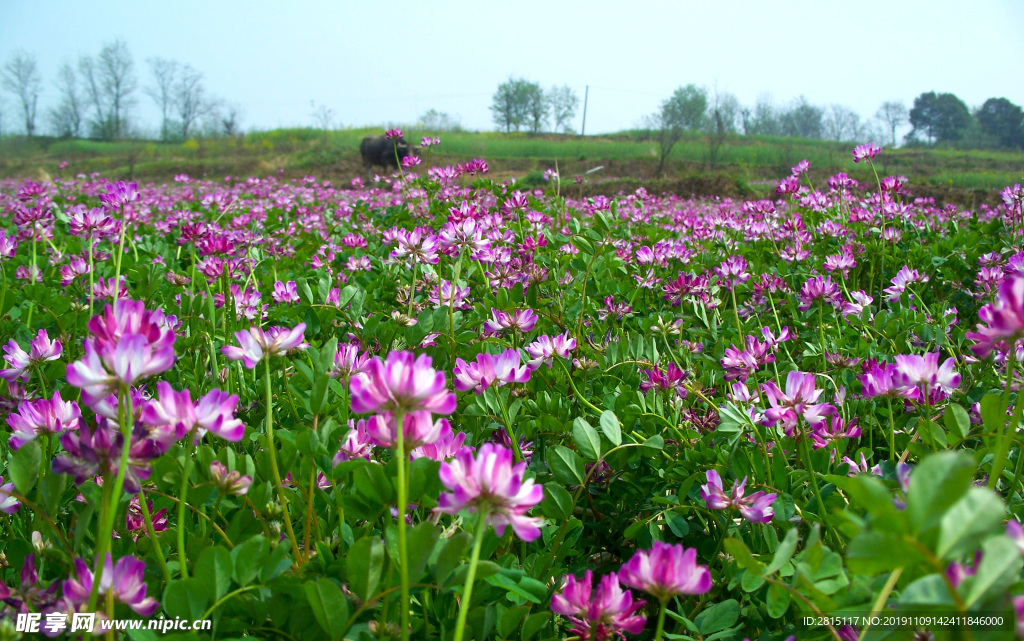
<box><xmin>1</xmin><ymin>128</ymin><xmax>1020</xmax><ymax>196</ymax></box>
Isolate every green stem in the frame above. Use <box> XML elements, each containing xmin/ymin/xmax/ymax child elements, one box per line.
<box><xmin>886</xmin><ymin>397</ymin><xmax>896</xmax><ymax>460</ymax></box>
<box><xmin>113</xmin><ymin>203</ymin><xmax>128</xmax><ymax>295</ymax></box>
<box><xmin>394</xmin><ymin>408</ymin><xmax>410</xmax><ymax>641</ymax></box>
<box><xmin>408</xmin><ymin>261</ymin><xmax>418</xmax><ymax>318</ymax></box>
<box><xmin>653</xmin><ymin>600</ymin><xmax>668</xmax><ymax>641</ymax></box>
<box><xmin>990</xmin><ymin>349</ymin><xmax>1019</xmax><ymax>490</ymax></box>
<box><xmin>87</xmin><ymin>384</ymin><xmax>134</xmax><ymax>613</ymax></box>
<box><xmin>453</xmin><ymin>509</ymin><xmax>490</xmax><ymax>641</ymax></box>
<box><xmin>177</xmin><ymin>440</ymin><xmax>194</xmax><ymax>578</ymax></box>
<box><xmin>264</xmin><ymin>358</ymin><xmax>302</xmax><ymax>560</ymax></box>
<box><xmin>730</xmin><ymin>287</ymin><xmax>743</xmax><ymax>340</ymax></box>
<box><xmin>87</xmin><ymin>235</ymin><xmax>95</xmax><ymax>317</ymax></box>
<box><xmin>139</xmin><ymin>488</ymin><xmax>172</xmax><ymax>585</ymax></box>
<box><xmin>800</xmin><ymin>437</ymin><xmax>835</xmax><ymax>545</ymax></box>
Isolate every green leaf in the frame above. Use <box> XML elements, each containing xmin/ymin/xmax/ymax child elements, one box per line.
<box><xmin>522</xmin><ymin>613</ymin><xmax>550</xmax><ymax>641</ymax></box>
<box><xmin>832</xmin><ymin>473</ymin><xmax>908</xmax><ymax>534</ymax></box>
<box><xmin>664</xmin><ymin>511</ymin><xmax>689</xmax><ymax>538</ymax></box>
<box><xmin>434</xmin><ymin>532</ymin><xmax>471</xmax><ymax>587</ymax></box>
<box><xmin>640</xmin><ymin>435</ymin><xmax>664</xmax><ymax>455</ymax></box>
<box><xmin>936</xmin><ymin>487</ymin><xmax>1006</xmax><ymax>559</ymax></box>
<box><xmin>259</xmin><ymin>542</ymin><xmax>292</xmax><ymax>582</ymax></box>
<box><xmin>944</xmin><ymin>403</ymin><xmax>971</xmax><ymax>440</ymax></box>
<box><xmin>547</xmin><ymin>446</ymin><xmax>586</xmax><ymax>485</ymax></box>
<box><xmin>304</xmin><ymin>578</ymin><xmax>350</xmax><ymax>637</ymax></box>
<box><xmin>231</xmin><ymin>536</ymin><xmax>269</xmax><ymax>585</ymax></box>
<box><xmin>9</xmin><ymin>440</ymin><xmax>42</xmax><ymax>495</ymax></box>
<box><xmin>898</xmin><ymin>573</ymin><xmax>955</xmax><ymax>607</ymax></box>
<box><xmin>906</xmin><ymin>451</ymin><xmax>977</xmax><ymax>535</ymax></box>
<box><xmin>964</xmin><ymin>535</ymin><xmax>1023</xmax><ymax>607</ymax></box>
<box><xmin>764</xmin><ymin>528</ymin><xmax>799</xmax><ymax>575</ymax></box>
<box><xmin>484</xmin><ymin>573</ymin><xmax>545</xmax><ymax>604</ymax></box>
<box><xmin>163</xmin><ymin>579</ymin><xmax>210</xmax><ymax>621</ymax></box>
<box><xmin>39</xmin><ymin>471</ymin><xmax>66</xmax><ymax>513</ymax></box>
<box><xmin>766</xmin><ymin>583</ymin><xmax>790</xmax><ymax>618</ymax></box>
<box><xmin>405</xmin><ymin>522</ymin><xmax>441</xmax><ymax>583</ymax></box>
<box><xmin>695</xmin><ymin>598</ymin><xmax>739</xmax><ymax>635</ymax></box>
<box><xmin>979</xmin><ymin>392</ymin><xmax>1005</xmax><ymax>435</ymax></box>
<box><xmin>599</xmin><ymin>410</ymin><xmax>622</xmax><ymax>446</ymax></box>
<box><xmin>572</xmin><ymin>418</ymin><xmax>601</xmax><ymax>461</ymax></box>
<box><xmin>723</xmin><ymin>538</ymin><xmax>763</xmax><ymax>573</ymax></box>
<box><xmin>346</xmin><ymin>536</ymin><xmax>385</xmax><ymax>601</ymax></box>
<box><xmin>195</xmin><ymin>546</ymin><xmax>233</xmax><ymax>600</ymax></box>
<box><xmin>539</xmin><ymin>482</ymin><xmax>573</xmax><ymax>521</ymax></box>
<box><xmin>846</xmin><ymin>531</ymin><xmax>924</xmax><ymax>575</ymax></box>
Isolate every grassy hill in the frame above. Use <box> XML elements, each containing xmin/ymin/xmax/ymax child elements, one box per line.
<box><xmin>1</xmin><ymin>128</ymin><xmax>1021</xmax><ymax>204</ymax></box>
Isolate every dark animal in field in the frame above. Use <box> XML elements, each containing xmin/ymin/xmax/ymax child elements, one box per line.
<box><xmin>359</xmin><ymin>135</ymin><xmax>418</xmax><ymax>172</ymax></box>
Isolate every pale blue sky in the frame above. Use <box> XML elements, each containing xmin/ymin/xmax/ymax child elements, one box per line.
<box><xmin>1</xmin><ymin>0</ymin><xmax>1022</xmax><ymax>135</ymax></box>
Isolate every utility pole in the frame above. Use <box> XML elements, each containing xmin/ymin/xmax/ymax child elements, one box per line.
<box><xmin>580</xmin><ymin>85</ymin><xmax>589</xmax><ymax>137</ymax></box>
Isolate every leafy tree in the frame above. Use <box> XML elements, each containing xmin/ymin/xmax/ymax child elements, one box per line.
<box><xmin>490</xmin><ymin>77</ymin><xmax>534</xmax><ymax>133</ymax></box>
<box><xmin>875</xmin><ymin>100</ymin><xmax>908</xmax><ymax>147</ymax></box>
<box><xmin>779</xmin><ymin>96</ymin><xmax>824</xmax><ymax>139</ymax></box>
<box><xmin>647</xmin><ymin>84</ymin><xmax>708</xmax><ymax>176</ymax></box>
<box><xmin>741</xmin><ymin>93</ymin><xmax>781</xmax><ymax>136</ymax></box>
<box><xmin>976</xmin><ymin>97</ymin><xmax>1024</xmax><ymax>149</ymax></box>
<box><xmin>418</xmin><ymin>109</ymin><xmax>461</xmax><ymax>132</ymax></box>
<box><xmin>547</xmin><ymin>85</ymin><xmax>579</xmax><ymax>133</ymax></box>
<box><xmin>524</xmin><ymin>83</ymin><xmax>548</xmax><ymax>134</ymax></box>
<box><xmin>908</xmin><ymin>91</ymin><xmax>971</xmax><ymax>144</ymax></box>
<box><xmin>1</xmin><ymin>50</ymin><xmax>42</xmax><ymax>137</ymax></box>
<box><xmin>704</xmin><ymin>89</ymin><xmax>739</xmax><ymax>169</ymax></box>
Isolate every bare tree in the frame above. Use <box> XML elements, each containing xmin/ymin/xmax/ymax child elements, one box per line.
<box><xmin>49</xmin><ymin>62</ymin><xmax>85</xmax><ymax>138</ymax></box>
<box><xmin>174</xmin><ymin>64</ymin><xmax>216</xmax><ymax>139</ymax></box>
<box><xmin>547</xmin><ymin>85</ymin><xmax>579</xmax><ymax>134</ymax></box>
<box><xmin>704</xmin><ymin>87</ymin><xmax>739</xmax><ymax>169</ymax></box>
<box><xmin>146</xmin><ymin>58</ymin><xmax>178</xmax><ymax>141</ymax></box>
<box><xmin>80</xmin><ymin>40</ymin><xmax>138</xmax><ymax>139</ymax></box>
<box><xmin>1</xmin><ymin>50</ymin><xmax>42</xmax><ymax>137</ymax></box>
<box><xmin>824</xmin><ymin>104</ymin><xmax>861</xmax><ymax>142</ymax></box>
<box><xmin>221</xmin><ymin>103</ymin><xmax>243</xmax><ymax>137</ymax></box>
<box><xmin>310</xmin><ymin>101</ymin><xmax>335</xmax><ymax>130</ymax></box>
<box><xmin>875</xmin><ymin>100</ymin><xmax>908</xmax><ymax>147</ymax></box>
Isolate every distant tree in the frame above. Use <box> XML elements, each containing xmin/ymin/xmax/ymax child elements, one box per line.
<box><xmin>310</xmin><ymin>101</ymin><xmax>335</xmax><ymax>130</ymax></box>
<box><xmin>648</xmin><ymin>84</ymin><xmax>708</xmax><ymax>176</ymax></box>
<box><xmin>491</xmin><ymin>77</ymin><xmax>539</xmax><ymax>133</ymax></box>
<box><xmin>742</xmin><ymin>93</ymin><xmax>781</xmax><ymax>136</ymax></box>
<box><xmin>875</xmin><ymin>100</ymin><xmax>908</xmax><ymax>147</ymax></box>
<box><xmin>1</xmin><ymin>50</ymin><xmax>42</xmax><ymax>137</ymax></box>
<box><xmin>417</xmin><ymin>108</ymin><xmax>461</xmax><ymax>132</ymax></box>
<box><xmin>220</xmin><ymin>103</ymin><xmax>243</xmax><ymax>138</ymax></box>
<box><xmin>80</xmin><ymin>40</ymin><xmax>138</xmax><ymax>139</ymax></box>
<box><xmin>524</xmin><ymin>83</ymin><xmax>548</xmax><ymax>133</ymax></box>
<box><xmin>976</xmin><ymin>97</ymin><xmax>1024</xmax><ymax>149</ymax></box>
<box><xmin>704</xmin><ymin>88</ymin><xmax>739</xmax><ymax>169</ymax></box>
<box><xmin>824</xmin><ymin>104</ymin><xmax>860</xmax><ymax>142</ymax></box>
<box><xmin>779</xmin><ymin>96</ymin><xmax>824</xmax><ymax>139</ymax></box>
<box><xmin>908</xmin><ymin>91</ymin><xmax>971</xmax><ymax>144</ymax></box>
<box><xmin>49</xmin><ymin>62</ymin><xmax>85</xmax><ymax>138</ymax></box>
<box><xmin>146</xmin><ymin>58</ymin><xmax>178</xmax><ymax>141</ymax></box>
<box><xmin>547</xmin><ymin>85</ymin><xmax>579</xmax><ymax>133</ymax></box>
<box><xmin>174</xmin><ymin>65</ymin><xmax>217</xmax><ymax>139</ymax></box>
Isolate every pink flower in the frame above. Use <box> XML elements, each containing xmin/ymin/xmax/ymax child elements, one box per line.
<box><xmin>893</xmin><ymin>352</ymin><xmax>960</xmax><ymax>401</ymax></box>
<box><xmin>0</xmin><ymin>476</ymin><xmax>20</xmax><ymax>514</ymax></box>
<box><xmin>852</xmin><ymin>144</ymin><xmax>881</xmax><ymax>163</ymax></box>
<box><xmin>271</xmin><ymin>280</ymin><xmax>300</xmax><ymax>304</ymax></box>
<box><xmin>551</xmin><ymin>570</ymin><xmax>647</xmax><ymax>641</ymax></box>
<box><xmin>366</xmin><ymin>411</ymin><xmax>449</xmax><ymax>449</ymax></box>
<box><xmin>811</xmin><ymin>415</ymin><xmax>860</xmax><ymax>449</ymax></box>
<box><xmin>1</xmin><ymin>329</ymin><xmax>63</xmax><ymax>382</ymax></box>
<box><xmin>67</xmin><ymin>319</ymin><xmax>176</xmax><ymax>407</ymax></box>
<box><xmin>334</xmin><ymin>419</ymin><xmax>375</xmax><ymax>463</ymax></box>
<box><xmin>142</xmin><ymin>381</ymin><xmax>245</xmax><ymax>442</ymax></box>
<box><xmin>843</xmin><ymin>452</ymin><xmax>882</xmax><ymax>477</ymax></box>
<box><xmin>761</xmin><ymin>371</ymin><xmax>836</xmax><ymax>437</ymax></box>
<box><xmin>437</xmin><ymin>443</ymin><xmax>544</xmax><ymax>541</ymax></box>
<box><xmin>7</xmin><ymin>391</ymin><xmax>81</xmax><ymax>450</ymax></box>
<box><xmin>966</xmin><ymin>275</ymin><xmax>1024</xmax><ymax>359</ymax></box>
<box><xmin>221</xmin><ymin>323</ymin><xmax>307</xmax><ymax>369</ymax></box>
<box><xmin>62</xmin><ymin>554</ymin><xmax>157</xmax><ymax>617</ymax></box>
<box><xmin>700</xmin><ymin>470</ymin><xmax>777</xmax><ymax>524</ymax></box>
<box><xmin>349</xmin><ymin>350</ymin><xmax>456</xmax><ymax>416</ymax></box>
<box><xmin>98</xmin><ymin>181</ymin><xmax>139</xmax><ymax>209</ymax></box>
<box><xmin>715</xmin><ymin>255</ymin><xmax>750</xmax><ymax>290</ymax></box>
<box><xmin>797</xmin><ymin>275</ymin><xmax>842</xmax><ymax>312</ymax></box>
<box><xmin>525</xmin><ymin>332</ymin><xmax>576</xmax><ymax>370</ymax></box>
<box><xmin>209</xmin><ymin>460</ymin><xmax>253</xmax><ymax>495</ymax></box>
<box><xmin>484</xmin><ymin>308</ymin><xmax>538</xmax><ymax>335</ymax></box>
<box><xmin>453</xmin><ymin>349</ymin><xmax>531</xmax><ymax>393</ymax></box>
<box><xmin>618</xmin><ymin>542</ymin><xmax>712</xmax><ymax>602</ymax></box>
<box><xmin>411</xmin><ymin>422</ymin><xmax>469</xmax><ymax>461</ymax></box>
<box><xmin>0</xmin><ymin>229</ymin><xmax>17</xmax><ymax>259</ymax></box>
<box><xmin>385</xmin><ymin>128</ymin><xmax>403</xmax><ymax>140</ymax></box>
<box><xmin>126</xmin><ymin>496</ymin><xmax>167</xmax><ymax>537</ymax></box>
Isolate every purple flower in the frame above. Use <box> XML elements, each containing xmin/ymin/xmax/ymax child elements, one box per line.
<box><xmin>331</xmin><ymin>343</ymin><xmax>369</xmax><ymax>380</ymax></box>
<box><xmin>62</xmin><ymin>554</ymin><xmax>158</xmax><ymax>617</ymax></box>
<box><xmin>618</xmin><ymin>541</ymin><xmax>712</xmax><ymax>602</ymax></box>
<box><xmin>0</xmin><ymin>476</ymin><xmax>20</xmax><ymax>514</ymax></box>
<box><xmin>437</xmin><ymin>443</ymin><xmax>544</xmax><ymax>541</ymax></box>
<box><xmin>484</xmin><ymin>308</ymin><xmax>538</xmax><ymax>335</ymax></box>
<box><xmin>842</xmin><ymin>452</ymin><xmax>882</xmax><ymax>477</ymax></box>
<box><xmin>715</xmin><ymin>255</ymin><xmax>750</xmax><ymax>291</ymax></box>
<box><xmin>453</xmin><ymin>349</ymin><xmax>531</xmax><ymax>393</ymax></box>
<box><xmin>142</xmin><ymin>381</ymin><xmax>245</xmax><ymax>442</ymax></box>
<box><xmin>52</xmin><ymin>421</ymin><xmax>164</xmax><ymax>494</ymax></box>
<box><xmin>7</xmin><ymin>391</ymin><xmax>81</xmax><ymax>450</ymax></box>
<box><xmin>524</xmin><ymin>332</ymin><xmax>576</xmax><ymax>370</ymax></box>
<box><xmin>761</xmin><ymin>371</ymin><xmax>836</xmax><ymax>437</ymax></box>
<box><xmin>0</xmin><ymin>329</ymin><xmax>62</xmax><ymax>382</ymax></box>
<box><xmin>811</xmin><ymin>415</ymin><xmax>861</xmax><ymax>449</ymax></box>
<box><xmin>98</xmin><ymin>181</ymin><xmax>139</xmax><ymax>209</ymax></box>
<box><xmin>550</xmin><ymin>570</ymin><xmax>646</xmax><ymax>641</ymax></box>
<box><xmin>852</xmin><ymin>144</ymin><xmax>881</xmax><ymax>163</ymax></box>
<box><xmin>700</xmin><ymin>470</ymin><xmax>777</xmax><ymax>524</ymax></box>
<box><xmin>209</xmin><ymin>461</ymin><xmax>253</xmax><ymax>496</ymax></box>
<box><xmin>271</xmin><ymin>280</ymin><xmax>300</xmax><ymax>304</ymax></box>
<box><xmin>966</xmin><ymin>275</ymin><xmax>1024</xmax><ymax>359</ymax></box>
<box><xmin>797</xmin><ymin>275</ymin><xmax>842</xmax><ymax>312</ymax></box>
<box><xmin>893</xmin><ymin>352</ymin><xmax>961</xmax><ymax>401</ymax></box>
<box><xmin>221</xmin><ymin>323</ymin><xmax>307</xmax><ymax>369</ymax></box>
<box><xmin>349</xmin><ymin>350</ymin><xmax>456</xmax><ymax>416</ymax></box>
<box><xmin>411</xmin><ymin>422</ymin><xmax>470</xmax><ymax>461</ymax></box>
<box><xmin>366</xmin><ymin>411</ymin><xmax>449</xmax><ymax>449</ymax></box>
<box><xmin>385</xmin><ymin>128</ymin><xmax>403</xmax><ymax>140</ymax></box>
<box><xmin>334</xmin><ymin>419</ymin><xmax>375</xmax><ymax>463</ymax></box>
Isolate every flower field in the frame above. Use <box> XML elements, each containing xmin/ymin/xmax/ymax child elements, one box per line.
<box><xmin>2</xmin><ymin>137</ymin><xmax>1024</xmax><ymax>641</ymax></box>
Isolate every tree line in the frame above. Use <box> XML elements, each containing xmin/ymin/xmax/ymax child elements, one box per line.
<box><xmin>0</xmin><ymin>40</ymin><xmax>240</xmax><ymax>141</ymax></box>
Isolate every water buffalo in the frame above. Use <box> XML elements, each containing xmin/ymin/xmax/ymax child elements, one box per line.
<box><xmin>359</xmin><ymin>135</ymin><xmax>418</xmax><ymax>172</ymax></box>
